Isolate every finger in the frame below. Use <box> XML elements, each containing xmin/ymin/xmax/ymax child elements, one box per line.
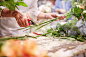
<box><xmin>55</xmin><ymin>19</ymin><xmax>59</xmax><ymax>21</ymax></box>
<box><xmin>23</xmin><ymin>19</ymin><xmax>28</xmax><ymax>27</ymax></box>
<box><xmin>16</xmin><ymin>16</ymin><xmax>23</xmax><ymax>27</ymax></box>
<box><xmin>24</xmin><ymin>20</ymin><xmax>27</xmax><ymax>27</ymax></box>
<box><xmin>18</xmin><ymin>19</ymin><xmax>23</xmax><ymax>27</ymax></box>
<box><xmin>52</xmin><ymin>13</ymin><xmax>58</xmax><ymax>18</ymax></box>
<box><xmin>59</xmin><ymin>16</ymin><xmax>64</xmax><ymax>20</ymax></box>
<box><xmin>49</xmin><ymin>16</ymin><xmax>55</xmax><ymax>19</ymax></box>
<box><xmin>25</xmin><ymin>19</ymin><xmax>28</xmax><ymax>27</ymax></box>
<box><xmin>21</xmin><ymin>19</ymin><xmax>25</xmax><ymax>27</ymax></box>
<box><xmin>16</xmin><ymin>19</ymin><xmax>22</xmax><ymax>27</ymax></box>
<box><xmin>64</xmin><ymin>16</ymin><xmax>67</xmax><ymax>18</ymax></box>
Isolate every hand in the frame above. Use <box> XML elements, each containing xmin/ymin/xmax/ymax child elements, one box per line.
<box><xmin>15</xmin><ymin>12</ymin><xmax>28</xmax><ymax>27</ymax></box>
<box><xmin>46</xmin><ymin>13</ymin><xmax>66</xmax><ymax>20</ymax></box>
<box><xmin>1</xmin><ymin>8</ymin><xmax>28</xmax><ymax>27</ymax></box>
<box><xmin>60</xmin><ymin>9</ymin><xmax>67</xmax><ymax>14</ymax></box>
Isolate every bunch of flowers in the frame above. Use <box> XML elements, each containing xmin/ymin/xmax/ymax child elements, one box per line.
<box><xmin>0</xmin><ymin>39</ymin><xmax>48</xmax><ymax>57</ymax></box>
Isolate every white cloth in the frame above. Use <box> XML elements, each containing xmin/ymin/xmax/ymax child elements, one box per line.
<box><xmin>0</xmin><ymin>0</ymin><xmax>41</xmax><ymax>36</ymax></box>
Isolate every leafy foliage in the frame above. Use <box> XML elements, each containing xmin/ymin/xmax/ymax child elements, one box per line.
<box><xmin>66</xmin><ymin>0</ymin><xmax>86</xmax><ymax>20</ymax></box>
<box><xmin>42</xmin><ymin>0</ymin><xmax>86</xmax><ymax>41</ymax></box>
<box><xmin>0</xmin><ymin>0</ymin><xmax>28</xmax><ymax>11</ymax></box>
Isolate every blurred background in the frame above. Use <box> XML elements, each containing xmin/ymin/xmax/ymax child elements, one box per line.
<box><xmin>37</xmin><ymin>0</ymin><xmax>72</xmax><ymax>24</ymax></box>
<box><xmin>37</xmin><ymin>0</ymin><xmax>56</xmax><ymax>13</ymax></box>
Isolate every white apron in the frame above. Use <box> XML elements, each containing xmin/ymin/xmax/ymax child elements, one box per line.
<box><xmin>0</xmin><ymin>0</ymin><xmax>40</xmax><ymax>36</ymax></box>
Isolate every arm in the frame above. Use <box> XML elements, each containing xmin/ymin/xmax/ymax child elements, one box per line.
<box><xmin>37</xmin><ymin>13</ymin><xmax>58</xmax><ymax>20</ymax></box>
<box><xmin>1</xmin><ymin>8</ymin><xmax>19</xmax><ymax>17</ymax></box>
<box><xmin>55</xmin><ymin>0</ymin><xmax>66</xmax><ymax>14</ymax></box>
<box><xmin>37</xmin><ymin>13</ymin><xmax>66</xmax><ymax>20</ymax></box>
<box><xmin>55</xmin><ymin>0</ymin><xmax>60</xmax><ymax>13</ymax></box>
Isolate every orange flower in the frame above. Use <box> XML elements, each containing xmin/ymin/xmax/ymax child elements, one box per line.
<box><xmin>80</xmin><ymin>6</ymin><xmax>84</xmax><ymax>9</ymax></box>
<box><xmin>1</xmin><ymin>39</ymin><xmax>48</xmax><ymax>57</ymax></box>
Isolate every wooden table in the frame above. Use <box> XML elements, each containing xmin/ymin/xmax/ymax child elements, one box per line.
<box><xmin>0</xmin><ymin>33</ymin><xmax>86</xmax><ymax>57</ymax></box>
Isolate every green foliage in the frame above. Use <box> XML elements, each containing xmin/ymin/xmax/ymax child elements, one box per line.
<box><xmin>43</xmin><ymin>19</ymin><xmax>85</xmax><ymax>42</ymax></box>
<box><xmin>66</xmin><ymin>15</ymin><xmax>71</xmax><ymax>19</ymax></box>
<box><xmin>0</xmin><ymin>43</ymin><xmax>3</xmax><ymax>52</ymax></box>
<box><xmin>16</xmin><ymin>2</ymin><xmax>28</xmax><ymax>7</ymax></box>
<box><xmin>83</xmin><ymin>13</ymin><xmax>86</xmax><ymax>19</ymax></box>
<box><xmin>46</xmin><ymin>33</ymin><xmax>52</xmax><ymax>37</ymax></box>
<box><xmin>47</xmin><ymin>28</ymin><xmax>53</xmax><ymax>33</ymax></box>
<box><xmin>73</xmin><ymin>26</ymin><xmax>78</xmax><ymax>31</ymax></box>
<box><xmin>0</xmin><ymin>0</ymin><xmax>28</xmax><ymax>11</ymax></box>
<box><xmin>74</xmin><ymin>6</ymin><xmax>82</xmax><ymax>14</ymax></box>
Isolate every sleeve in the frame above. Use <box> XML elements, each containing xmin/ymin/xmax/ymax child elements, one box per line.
<box><xmin>55</xmin><ymin>0</ymin><xmax>60</xmax><ymax>11</ymax></box>
<box><xmin>28</xmin><ymin>0</ymin><xmax>41</xmax><ymax>21</ymax></box>
<box><xmin>66</xmin><ymin>0</ymin><xmax>72</xmax><ymax>11</ymax></box>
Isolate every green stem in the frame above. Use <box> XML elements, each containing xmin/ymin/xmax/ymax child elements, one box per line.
<box><xmin>18</xmin><ymin>17</ymin><xmax>59</xmax><ymax>31</ymax></box>
<box><xmin>36</xmin><ymin>32</ymin><xmax>50</xmax><ymax>37</ymax></box>
<box><xmin>39</xmin><ymin>17</ymin><xmax>59</xmax><ymax>25</ymax></box>
<box><xmin>35</xmin><ymin>17</ymin><xmax>59</xmax><ymax>31</ymax></box>
<box><xmin>0</xmin><ymin>35</ymin><xmax>37</xmax><ymax>41</ymax></box>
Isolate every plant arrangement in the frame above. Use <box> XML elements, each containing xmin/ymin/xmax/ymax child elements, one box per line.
<box><xmin>1</xmin><ymin>0</ymin><xmax>86</xmax><ymax>42</ymax></box>
<box><xmin>0</xmin><ymin>0</ymin><xmax>86</xmax><ymax>56</ymax></box>
<box><xmin>39</xmin><ymin>0</ymin><xmax>86</xmax><ymax>42</ymax></box>
<box><xmin>0</xmin><ymin>39</ymin><xmax>48</xmax><ymax>57</ymax></box>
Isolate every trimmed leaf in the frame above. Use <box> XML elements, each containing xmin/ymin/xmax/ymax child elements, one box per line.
<box><xmin>46</xmin><ymin>33</ymin><xmax>52</xmax><ymax>37</ymax></box>
<box><xmin>16</xmin><ymin>2</ymin><xmax>28</xmax><ymax>7</ymax></box>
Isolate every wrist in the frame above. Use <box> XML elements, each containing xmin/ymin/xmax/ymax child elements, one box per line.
<box><xmin>12</xmin><ymin>11</ymin><xmax>19</xmax><ymax>17</ymax></box>
<box><xmin>44</xmin><ymin>14</ymin><xmax>47</xmax><ymax>19</ymax></box>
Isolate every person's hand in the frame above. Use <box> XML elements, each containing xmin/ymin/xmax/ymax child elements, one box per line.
<box><xmin>60</xmin><ymin>9</ymin><xmax>67</xmax><ymax>14</ymax></box>
<box><xmin>15</xmin><ymin>12</ymin><xmax>28</xmax><ymax>27</ymax></box>
<box><xmin>1</xmin><ymin>8</ymin><xmax>28</xmax><ymax>27</ymax></box>
<box><xmin>45</xmin><ymin>13</ymin><xmax>66</xmax><ymax>20</ymax></box>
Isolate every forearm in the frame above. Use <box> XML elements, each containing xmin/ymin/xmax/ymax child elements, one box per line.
<box><xmin>37</xmin><ymin>13</ymin><xmax>46</xmax><ymax>20</ymax></box>
<box><xmin>56</xmin><ymin>9</ymin><xmax>62</xmax><ymax>13</ymax></box>
<box><xmin>1</xmin><ymin>8</ymin><xmax>19</xmax><ymax>17</ymax></box>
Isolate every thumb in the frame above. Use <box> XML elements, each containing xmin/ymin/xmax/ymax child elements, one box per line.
<box><xmin>49</xmin><ymin>15</ymin><xmax>55</xmax><ymax>19</ymax></box>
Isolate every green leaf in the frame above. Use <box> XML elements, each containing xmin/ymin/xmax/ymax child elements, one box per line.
<box><xmin>15</xmin><ymin>5</ymin><xmax>19</xmax><ymax>10</ymax></box>
<box><xmin>67</xmin><ymin>38</ymin><xmax>76</xmax><ymax>41</ymax></box>
<box><xmin>16</xmin><ymin>2</ymin><xmax>28</xmax><ymax>7</ymax></box>
<box><xmin>0</xmin><ymin>43</ymin><xmax>3</xmax><ymax>52</ymax></box>
<box><xmin>0</xmin><ymin>1</ymin><xmax>4</xmax><ymax>5</ymax></box>
<box><xmin>60</xmin><ymin>38</ymin><xmax>68</xmax><ymax>39</ymax></box>
<box><xmin>52</xmin><ymin>31</ymin><xmax>58</xmax><ymax>35</ymax></box>
<box><xmin>66</xmin><ymin>15</ymin><xmax>71</xmax><ymax>19</ymax></box>
<box><xmin>46</xmin><ymin>33</ymin><xmax>52</xmax><ymax>37</ymax></box>
<box><xmin>77</xmin><ymin>38</ymin><xmax>84</xmax><ymax>42</ymax></box>
<box><xmin>5</xmin><ymin>1</ymin><xmax>16</xmax><ymax>10</ymax></box>
<box><xmin>0</xmin><ymin>8</ymin><xmax>2</xmax><ymax>11</ymax></box>
<box><xmin>70</xmin><ymin>19</ymin><xmax>77</xmax><ymax>25</ymax></box>
<box><xmin>56</xmin><ymin>33</ymin><xmax>60</xmax><ymax>37</ymax></box>
<box><xmin>73</xmin><ymin>26</ymin><xmax>78</xmax><ymax>31</ymax></box>
<box><xmin>74</xmin><ymin>6</ymin><xmax>82</xmax><ymax>14</ymax></box>
<box><xmin>47</xmin><ymin>29</ymin><xmax>53</xmax><ymax>33</ymax></box>
<box><xmin>80</xmin><ymin>0</ymin><xmax>82</xmax><ymax>3</ymax></box>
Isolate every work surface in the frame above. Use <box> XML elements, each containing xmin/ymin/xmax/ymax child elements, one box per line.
<box><xmin>0</xmin><ymin>33</ymin><xmax>86</xmax><ymax>57</ymax></box>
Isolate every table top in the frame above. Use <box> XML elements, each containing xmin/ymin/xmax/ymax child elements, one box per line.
<box><xmin>0</xmin><ymin>33</ymin><xmax>86</xmax><ymax>57</ymax></box>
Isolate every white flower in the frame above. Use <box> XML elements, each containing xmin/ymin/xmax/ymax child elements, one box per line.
<box><xmin>83</xmin><ymin>10</ymin><xmax>86</xmax><ymax>13</ymax></box>
<box><xmin>76</xmin><ymin>5</ymin><xmax>81</xmax><ymax>8</ymax></box>
<box><xmin>45</xmin><ymin>6</ymin><xmax>51</xmax><ymax>13</ymax></box>
<box><xmin>74</xmin><ymin>2</ymin><xmax>78</xmax><ymax>5</ymax></box>
<box><xmin>39</xmin><ymin>5</ymin><xmax>45</xmax><ymax>11</ymax></box>
<box><xmin>45</xmin><ymin>1</ymin><xmax>52</xmax><ymax>7</ymax></box>
<box><xmin>39</xmin><ymin>5</ymin><xmax>51</xmax><ymax>13</ymax></box>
